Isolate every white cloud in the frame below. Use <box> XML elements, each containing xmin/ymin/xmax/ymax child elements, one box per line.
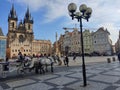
<box><xmin>8</xmin><ymin>0</ymin><xmax>120</xmax><ymax>44</ymax></box>
<box><xmin>14</xmin><ymin>0</ymin><xmax>46</xmax><ymax>11</ymax></box>
<box><xmin>9</xmin><ymin>0</ymin><xmax>120</xmax><ymax>24</ymax></box>
<box><xmin>9</xmin><ymin>0</ymin><xmax>81</xmax><ymax>22</ymax></box>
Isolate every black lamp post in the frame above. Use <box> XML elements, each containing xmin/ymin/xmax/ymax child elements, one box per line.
<box><xmin>68</xmin><ymin>3</ymin><xmax>92</xmax><ymax>86</ymax></box>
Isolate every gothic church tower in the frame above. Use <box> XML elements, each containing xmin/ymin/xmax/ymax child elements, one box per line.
<box><xmin>7</xmin><ymin>4</ymin><xmax>34</xmax><ymax>58</ymax></box>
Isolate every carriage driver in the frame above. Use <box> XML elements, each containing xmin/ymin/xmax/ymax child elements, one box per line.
<box><xmin>17</xmin><ymin>52</ymin><xmax>23</xmax><ymax>62</ymax></box>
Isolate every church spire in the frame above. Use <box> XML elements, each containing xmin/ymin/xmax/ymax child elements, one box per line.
<box><xmin>25</xmin><ymin>7</ymin><xmax>31</xmax><ymax>20</ymax></box>
<box><xmin>8</xmin><ymin>4</ymin><xmax>17</xmax><ymax>19</ymax></box>
<box><xmin>24</xmin><ymin>7</ymin><xmax>33</xmax><ymax>23</ymax></box>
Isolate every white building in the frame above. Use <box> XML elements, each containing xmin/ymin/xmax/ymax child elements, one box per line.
<box><xmin>92</xmin><ymin>27</ymin><xmax>112</xmax><ymax>55</ymax></box>
<box><xmin>115</xmin><ymin>31</ymin><xmax>120</xmax><ymax>53</ymax></box>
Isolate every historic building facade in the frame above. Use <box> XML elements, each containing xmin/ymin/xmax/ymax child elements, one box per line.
<box><xmin>58</xmin><ymin>34</ymin><xmax>64</xmax><ymax>56</ymax></box>
<box><xmin>92</xmin><ymin>27</ymin><xmax>113</xmax><ymax>55</ymax></box>
<box><xmin>83</xmin><ymin>29</ymin><xmax>93</xmax><ymax>54</ymax></box>
<box><xmin>0</xmin><ymin>28</ymin><xmax>7</xmax><ymax>60</ymax></box>
<box><xmin>70</xmin><ymin>28</ymin><xmax>81</xmax><ymax>54</ymax></box>
<box><xmin>63</xmin><ymin>30</ymin><xmax>72</xmax><ymax>55</ymax></box>
<box><xmin>32</xmin><ymin>40</ymin><xmax>52</xmax><ymax>56</ymax></box>
<box><xmin>7</xmin><ymin>5</ymin><xmax>52</xmax><ymax>58</ymax></box>
<box><xmin>57</xmin><ymin>28</ymin><xmax>81</xmax><ymax>56</ymax></box>
<box><xmin>7</xmin><ymin>5</ymin><xmax>34</xmax><ymax>58</ymax></box>
<box><xmin>115</xmin><ymin>31</ymin><xmax>120</xmax><ymax>54</ymax></box>
<box><xmin>56</xmin><ymin>27</ymin><xmax>113</xmax><ymax>56</ymax></box>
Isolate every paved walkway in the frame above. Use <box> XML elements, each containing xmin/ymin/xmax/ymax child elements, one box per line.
<box><xmin>0</xmin><ymin>56</ymin><xmax>120</xmax><ymax>90</ymax></box>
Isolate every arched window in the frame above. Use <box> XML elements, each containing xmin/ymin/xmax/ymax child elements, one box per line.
<box><xmin>12</xmin><ymin>22</ymin><xmax>14</xmax><ymax>28</ymax></box>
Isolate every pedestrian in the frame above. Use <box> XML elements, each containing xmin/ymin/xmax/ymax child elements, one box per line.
<box><xmin>63</xmin><ymin>56</ymin><xmax>66</xmax><ymax>65</ymax></box>
<box><xmin>118</xmin><ymin>52</ymin><xmax>120</xmax><ymax>62</ymax></box>
<box><xmin>17</xmin><ymin>52</ymin><xmax>23</xmax><ymax>62</ymax></box>
<box><xmin>4</xmin><ymin>57</ymin><xmax>9</xmax><ymax>71</ymax></box>
<box><xmin>6</xmin><ymin>57</ymin><xmax>9</xmax><ymax>62</ymax></box>
<box><xmin>65</xmin><ymin>55</ymin><xmax>69</xmax><ymax>67</ymax></box>
<box><xmin>73</xmin><ymin>54</ymin><xmax>76</xmax><ymax>61</ymax></box>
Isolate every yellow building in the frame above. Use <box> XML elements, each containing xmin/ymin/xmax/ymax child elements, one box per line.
<box><xmin>32</xmin><ymin>40</ymin><xmax>52</xmax><ymax>56</ymax></box>
<box><xmin>83</xmin><ymin>29</ymin><xmax>93</xmax><ymax>54</ymax></box>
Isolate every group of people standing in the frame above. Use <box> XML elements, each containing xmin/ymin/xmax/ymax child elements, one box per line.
<box><xmin>17</xmin><ymin>51</ymin><xmax>77</xmax><ymax>67</ymax></box>
<box><xmin>16</xmin><ymin>51</ymin><xmax>120</xmax><ymax>67</ymax></box>
<box><xmin>17</xmin><ymin>52</ymin><xmax>31</xmax><ymax>63</ymax></box>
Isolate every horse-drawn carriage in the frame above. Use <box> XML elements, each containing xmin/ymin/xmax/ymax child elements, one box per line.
<box><xmin>0</xmin><ymin>57</ymin><xmax>54</xmax><ymax>78</ymax></box>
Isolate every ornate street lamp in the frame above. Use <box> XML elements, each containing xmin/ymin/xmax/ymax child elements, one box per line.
<box><xmin>68</xmin><ymin>3</ymin><xmax>92</xmax><ymax>86</ymax></box>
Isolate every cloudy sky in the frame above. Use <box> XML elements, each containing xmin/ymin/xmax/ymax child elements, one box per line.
<box><xmin>0</xmin><ymin>0</ymin><xmax>120</xmax><ymax>45</ymax></box>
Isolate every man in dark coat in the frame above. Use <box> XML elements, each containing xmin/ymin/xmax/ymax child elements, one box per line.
<box><xmin>118</xmin><ymin>52</ymin><xmax>120</xmax><ymax>62</ymax></box>
<box><xmin>65</xmin><ymin>55</ymin><xmax>69</xmax><ymax>67</ymax></box>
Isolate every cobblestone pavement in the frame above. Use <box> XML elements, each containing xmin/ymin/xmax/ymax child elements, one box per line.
<box><xmin>1</xmin><ymin>56</ymin><xmax>120</xmax><ymax>90</ymax></box>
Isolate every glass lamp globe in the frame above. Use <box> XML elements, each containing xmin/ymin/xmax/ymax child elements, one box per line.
<box><xmin>79</xmin><ymin>4</ymin><xmax>87</xmax><ymax>13</ymax></box>
<box><xmin>68</xmin><ymin>3</ymin><xmax>77</xmax><ymax>13</ymax></box>
<box><xmin>85</xmin><ymin>7</ymin><xmax>92</xmax><ymax>15</ymax></box>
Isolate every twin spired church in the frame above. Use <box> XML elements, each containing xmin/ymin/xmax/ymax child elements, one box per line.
<box><xmin>7</xmin><ymin>5</ymin><xmax>52</xmax><ymax>58</ymax></box>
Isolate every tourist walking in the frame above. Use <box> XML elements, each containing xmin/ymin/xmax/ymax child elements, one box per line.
<box><xmin>65</xmin><ymin>55</ymin><xmax>69</xmax><ymax>67</ymax></box>
<box><xmin>118</xmin><ymin>52</ymin><xmax>120</xmax><ymax>62</ymax></box>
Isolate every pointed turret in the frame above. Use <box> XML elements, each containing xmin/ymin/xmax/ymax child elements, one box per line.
<box><xmin>24</xmin><ymin>7</ymin><xmax>33</xmax><ymax>24</ymax></box>
<box><xmin>18</xmin><ymin>20</ymin><xmax>26</xmax><ymax>30</ymax></box>
<box><xmin>24</xmin><ymin>7</ymin><xmax>33</xmax><ymax>32</ymax></box>
<box><xmin>8</xmin><ymin>4</ymin><xmax>18</xmax><ymax>20</ymax></box>
<box><xmin>8</xmin><ymin>4</ymin><xmax>18</xmax><ymax>31</ymax></box>
<box><xmin>25</xmin><ymin>8</ymin><xmax>31</xmax><ymax>20</ymax></box>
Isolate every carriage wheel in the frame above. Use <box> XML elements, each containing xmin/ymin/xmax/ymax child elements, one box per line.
<box><xmin>17</xmin><ymin>67</ymin><xmax>24</xmax><ymax>75</ymax></box>
<box><xmin>1</xmin><ymin>71</ymin><xmax>7</xmax><ymax>78</ymax></box>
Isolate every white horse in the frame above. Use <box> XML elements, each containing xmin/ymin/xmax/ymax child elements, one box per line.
<box><xmin>35</xmin><ymin>57</ymin><xmax>54</xmax><ymax>74</ymax></box>
<box><xmin>17</xmin><ymin>57</ymin><xmax>54</xmax><ymax>74</ymax></box>
<box><xmin>17</xmin><ymin>57</ymin><xmax>38</xmax><ymax>74</ymax></box>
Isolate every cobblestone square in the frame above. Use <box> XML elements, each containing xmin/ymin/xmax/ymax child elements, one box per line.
<box><xmin>0</xmin><ymin>56</ymin><xmax>120</xmax><ymax>90</ymax></box>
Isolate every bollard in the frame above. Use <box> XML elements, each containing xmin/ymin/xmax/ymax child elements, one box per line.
<box><xmin>107</xmin><ymin>58</ymin><xmax>111</xmax><ymax>63</ymax></box>
<box><xmin>112</xmin><ymin>57</ymin><xmax>115</xmax><ymax>62</ymax></box>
